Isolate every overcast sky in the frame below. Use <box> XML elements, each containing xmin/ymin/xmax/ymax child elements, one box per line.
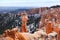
<box><xmin>0</xmin><ymin>0</ymin><xmax>60</xmax><ymax>7</ymax></box>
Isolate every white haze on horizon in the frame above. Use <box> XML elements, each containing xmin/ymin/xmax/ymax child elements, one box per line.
<box><xmin>0</xmin><ymin>0</ymin><xmax>60</xmax><ymax>7</ymax></box>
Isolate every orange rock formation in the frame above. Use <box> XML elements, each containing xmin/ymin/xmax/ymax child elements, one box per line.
<box><xmin>20</xmin><ymin>12</ymin><xmax>28</xmax><ymax>32</ymax></box>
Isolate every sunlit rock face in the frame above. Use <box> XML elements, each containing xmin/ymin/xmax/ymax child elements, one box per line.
<box><xmin>1</xmin><ymin>5</ymin><xmax>60</xmax><ymax>40</ymax></box>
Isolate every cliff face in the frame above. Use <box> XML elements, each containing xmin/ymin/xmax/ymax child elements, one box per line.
<box><xmin>1</xmin><ymin>5</ymin><xmax>60</xmax><ymax>40</ymax></box>
<box><xmin>26</xmin><ymin>7</ymin><xmax>48</xmax><ymax>15</ymax></box>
